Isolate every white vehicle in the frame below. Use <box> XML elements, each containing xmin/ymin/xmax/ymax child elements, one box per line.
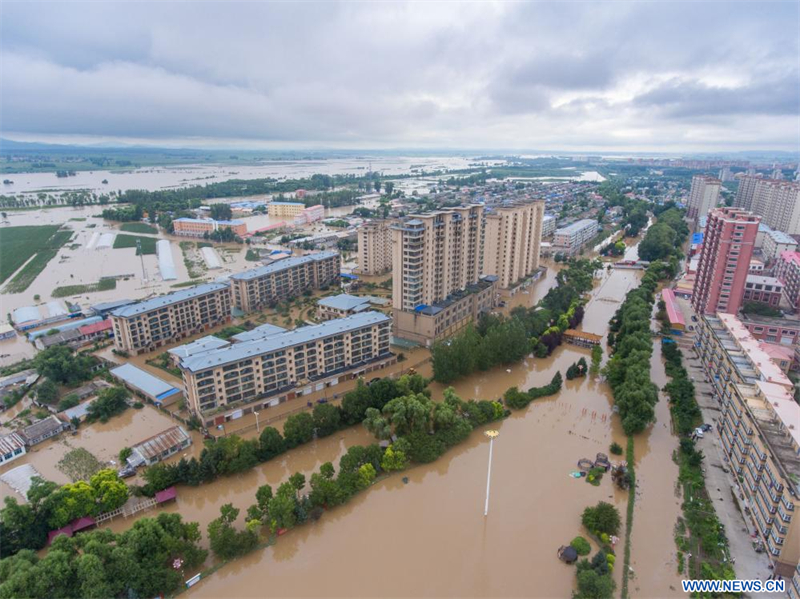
<box><xmin>694</xmin><ymin>428</ymin><xmax>705</xmax><ymax>438</ymax></box>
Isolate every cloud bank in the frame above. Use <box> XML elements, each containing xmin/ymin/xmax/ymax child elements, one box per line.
<box><xmin>2</xmin><ymin>1</ymin><xmax>798</xmax><ymax>151</ymax></box>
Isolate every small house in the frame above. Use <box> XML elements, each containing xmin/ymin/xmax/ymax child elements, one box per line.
<box><xmin>0</xmin><ymin>432</ymin><xmax>26</xmax><ymax>466</ymax></box>
<box><xmin>20</xmin><ymin>415</ymin><xmax>69</xmax><ymax>447</ymax></box>
<box><xmin>128</xmin><ymin>426</ymin><xmax>192</xmax><ymax>467</ymax></box>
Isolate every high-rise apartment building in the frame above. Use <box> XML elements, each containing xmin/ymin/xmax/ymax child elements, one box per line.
<box><xmin>735</xmin><ymin>176</ymin><xmax>800</xmax><ymax>235</ymax></box>
<box><xmin>752</xmin><ymin>180</ymin><xmax>800</xmax><ymax>235</ymax></box>
<box><xmin>541</xmin><ymin>214</ymin><xmax>557</xmax><ymax>238</ymax></box>
<box><xmin>229</xmin><ymin>252</ymin><xmax>340</xmax><ymax>312</ymax></box>
<box><xmin>356</xmin><ymin>220</ymin><xmax>392</xmax><ymax>275</ymax></box>
<box><xmin>695</xmin><ymin>314</ymin><xmax>799</xmax><ymax>578</ymax></box>
<box><xmin>692</xmin><ymin>207</ymin><xmax>760</xmax><ymax>316</ymax></box>
<box><xmin>391</xmin><ymin>205</ymin><xmax>484</xmax><ymax>311</ymax></box>
<box><xmin>179</xmin><ymin>311</ymin><xmax>392</xmax><ymax>423</ymax></box>
<box><xmin>686</xmin><ymin>175</ymin><xmax>722</xmax><ymax>221</ymax></box>
<box><xmin>483</xmin><ymin>200</ymin><xmax>544</xmax><ymax>289</ymax></box>
<box><xmin>391</xmin><ymin>205</ymin><xmax>496</xmax><ymax>345</ymax></box>
<box><xmin>111</xmin><ymin>283</ymin><xmax>232</xmax><ymax>354</ymax></box>
<box><xmin>733</xmin><ymin>174</ymin><xmax>762</xmax><ymax>210</ymax></box>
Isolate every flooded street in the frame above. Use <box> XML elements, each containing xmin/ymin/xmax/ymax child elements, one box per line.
<box><xmin>174</xmin><ymin>254</ymin><xmax>684</xmax><ymax>598</ymax></box>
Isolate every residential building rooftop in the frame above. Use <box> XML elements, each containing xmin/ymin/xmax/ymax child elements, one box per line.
<box><xmin>229</xmin><ymin>251</ymin><xmax>338</xmax><ymax>282</ymax></box>
<box><xmin>230</xmin><ymin>323</ymin><xmax>286</xmax><ymax>343</ymax></box>
<box><xmin>110</xmin><ymin>364</ymin><xmax>181</xmax><ymax>401</ymax></box>
<box><xmin>111</xmin><ymin>283</ymin><xmax>229</xmax><ymax>318</ymax></box>
<box><xmin>181</xmin><ymin>311</ymin><xmax>391</xmax><ymax>373</ymax></box>
<box><xmin>318</xmin><ymin>293</ymin><xmax>371</xmax><ymax>312</ymax></box>
<box><xmin>167</xmin><ymin>335</ymin><xmax>230</xmax><ymax>360</ymax></box>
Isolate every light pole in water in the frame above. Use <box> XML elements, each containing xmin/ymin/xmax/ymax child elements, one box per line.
<box><xmin>254</xmin><ymin>411</ymin><xmax>260</xmax><ymax>433</ymax></box>
<box><xmin>484</xmin><ymin>430</ymin><xmax>499</xmax><ymax>517</ymax></box>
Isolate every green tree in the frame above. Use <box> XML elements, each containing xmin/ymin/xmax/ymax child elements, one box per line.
<box><xmin>282</xmin><ymin>412</ymin><xmax>314</xmax><ymax>448</ymax></box>
<box><xmin>380</xmin><ymin>445</ymin><xmax>409</xmax><ymax>472</ymax></box>
<box><xmin>356</xmin><ymin>463</ymin><xmax>376</xmax><ymax>490</ymax></box>
<box><xmin>36</xmin><ymin>379</ymin><xmax>59</xmax><ymax>404</ymax></box>
<box><xmin>207</xmin><ymin>503</ymin><xmax>258</xmax><ymax>560</ymax></box>
<box><xmin>86</xmin><ymin>386</ymin><xmax>129</xmax><ymax>423</ymax></box>
<box><xmin>89</xmin><ymin>469</ymin><xmax>129</xmax><ymax>513</ymax></box>
<box><xmin>257</xmin><ymin>426</ymin><xmax>285</xmax><ymax>461</ymax></box>
<box><xmin>581</xmin><ymin>502</ymin><xmax>621</xmax><ymax>536</ymax></box>
<box><xmin>312</xmin><ymin>402</ymin><xmax>341</xmax><ymax>437</ymax></box>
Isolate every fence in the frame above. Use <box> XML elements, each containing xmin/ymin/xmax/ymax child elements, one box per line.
<box><xmin>96</xmin><ymin>496</ymin><xmax>158</xmax><ymax>524</ymax></box>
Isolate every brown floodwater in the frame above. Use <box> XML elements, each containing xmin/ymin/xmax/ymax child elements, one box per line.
<box><xmin>174</xmin><ymin>259</ymin><xmax>687</xmax><ymax>598</ymax></box>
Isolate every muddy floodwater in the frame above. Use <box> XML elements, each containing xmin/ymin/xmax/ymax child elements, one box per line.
<box><xmin>163</xmin><ymin>256</ymin><xmax>684</xmax><ymax>598</ymax></box>
<box><xmin>3</xmin><ymin>156</ymin><xmax>496</xmax><ymax>196</ymax></box>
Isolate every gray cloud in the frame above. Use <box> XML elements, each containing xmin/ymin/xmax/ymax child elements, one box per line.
<box><xmin>1</xmin><ymin>1</ymin><xmax>798</xmax><ymax>150</ymax></box>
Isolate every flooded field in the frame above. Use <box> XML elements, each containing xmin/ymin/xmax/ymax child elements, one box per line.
<box><xmin>2</xmin><ymin>156</ymin><xmax>495</xmax><ymax>197</ymax></box>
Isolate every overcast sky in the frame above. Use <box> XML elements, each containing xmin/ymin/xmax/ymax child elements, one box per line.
<box><xmin>2</xmin><ymin>1</ymin><xmax>799</xmax><ymax>152</ymax></box>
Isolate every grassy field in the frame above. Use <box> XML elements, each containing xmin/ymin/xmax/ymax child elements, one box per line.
<box><xmin>52</xmin><ymin>279</ymin><xmax>117</xmax><ymax>298</ymax></box>
<box><xmin>0</xmin><ymin>225</ymin><xmax>61</xmax><ymax>283</ymax></box>
<box><xmin>119</xmin><ymin>222</ymin><xmax>158</xmax><ymax>235</ymax></box>
<box><xmin>113</xmin><ymin>234</ymin><xmax>157</xmax><ymax>254</ymax></box>
<box><xmin>3</xmin><ymin>228</ymin><xmax>73</xmax><ymax>293</ymax></box>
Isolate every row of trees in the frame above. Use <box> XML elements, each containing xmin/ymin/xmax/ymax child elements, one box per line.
<box><xmin>431</xmin><ymin>258</ymin><xmax>600</xmax><ymax>383</ymax></box>
<box><xmin>604</xmin><ymin>261</ymin><xmax>661</xmax><ymax>435</ymax></box>
<box><xmin>204</xmin><ymin>385</ymin><xmax>507</xmax><ymax>562</ymax></box>
<box><xmin>660</xmin><ymin>340</ymin><xmax>735</xmax><ymax>582</ymax></box>
<box><xmin>0</xmin><ymin>470</ymin><xmax>129</xmax><ymax>558</ymax></box>
<box><xmin>0</xmin><ymin>513</ymin><xmax>206</xmax><ymax>599</ymax></box>
<box><xmin>140</xmin><ymin>375</ymin><xmax>429</xmax><ymax>495</ymax></box>
<box><xmin>503</xmin><ymin>372</ymin><xmax>563</xmax><ymax>410</ymax></box>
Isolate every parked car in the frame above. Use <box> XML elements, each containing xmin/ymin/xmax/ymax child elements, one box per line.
<box><xmin>118</xmin><ymin>465</ymin><xmax>137</xmax><ymax>479</ymax></box>
<box><xmin>701</xmin><ymin>423</ymin><xmax>713</xmax><ymax>432</ymax></box>
<box><xmin>691</xmin><ymin>315</ymin><xmax>698</xmax><ymax>322</ymax></box>
<box><xmin>694</xmin><ymin>428</ymin><xmax>705</xmax><ymax>439</ymax></box>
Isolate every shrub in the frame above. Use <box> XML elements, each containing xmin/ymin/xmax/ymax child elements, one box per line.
<box><xmin>582</xmin><ymin>502</ymin><xmax>621</xmax><ymax>536</ymax></box>
<box><xmin>571</xmin><ymin>536</ymin><xmax>591</xmax><ymax>556</ymax></box>
<box><xmin>609</xmin><ymin>442</ymin><xmax>623</xmax><ymax>455</ymax></box>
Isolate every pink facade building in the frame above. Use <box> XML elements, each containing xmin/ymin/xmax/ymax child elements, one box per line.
<box><xmin>775</xmin><ymin>250</ymin><xmax>800</xmax><ymax>311</ymax></box>
<box><xmin>692</xmin><ymin>207</ymin><xmax>760</xmax><ymax>316</ymax></box>
<box><xmin>742</xmin><ymin>275</ymin><xmax>783</xmax><ymax>308</ymax></box>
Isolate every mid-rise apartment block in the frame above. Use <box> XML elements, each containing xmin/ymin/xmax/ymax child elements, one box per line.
<box><xmin>738</xmin><ymin>177</ymin><xmax>800</xmax><ymax>235</ymax></box>
<box><xmin>173</xmin><ymin>218</ymin><xmax>247</xmax><ymax>238</ymax></box>
<box><xmin>695</xmin><ymin>314</ymin><xmax>799</xmax><ymax>577</ymax></box>
<box><xmin>229</xmin><ymin>252</ymin><xmax>340</xmax><ymax>312</ymax></box>
<box><xmin>179</xmin><ymin>311</ymin><xmax>392</xmax><ymax>423</ymax></box>
<box><xmin>356</xmin><ymin>220</ymin><xmax>392</xmax><ymax>275</ymax></box>
<box><xmin>541</xmin><ymin>214</ymin><xmax>557</xmax><ymax>238</ymax></box>
<box><xmin>776</xmin><ymin>251</ymin><xmax>800</xmax><ymax>312</ymax></box>
<box><xmin>483</xmin><ymin>200</ymin><xmax>544</xmax><ymax>290</ymax></box>
<box><xmin>763</xmin><ymin>228</ymin><xmax>798</xmax><ymax>264</ymax></box>
<box><xmin>692</xmin><ymin>207</ymin><xmax>760</xmax><ymax>316</ymax></box>
<box><xmin>111</xmin><ymin>283</ymin><xmax>232</xmax><ymax>354</ymax></box>
<box><xmin>686</xmin><ymin>175</ymin><xmax>722</xmax><ymax>221</ymax></box>
<box><xmin>740</xmin><ymin>313</ymin><xmax>800</xmax><ymax>346</ymax></box>
<box><xmin>553</xmin><ymin>219</ymin><xmax>598</xmax><ymax>255</ymax></box>
<box><xmin>268</xmin><ymin>202</ymin><xmax>306</xmax><ymax>217</ymax></box>
<box><xmin>743</xmin><ymin>275</ymin><xmax>783</xmax><ymax>308</ymax></box>
<box><xmin>391</xmin><ymin>205</ymin><xmax>494</xmax><ymax>345</ymax></box>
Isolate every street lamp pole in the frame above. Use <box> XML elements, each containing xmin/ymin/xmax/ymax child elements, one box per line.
<box><xmin>255</xmin><ymin>411</ymin><xmax>260</xmax><ymax>433</ymax></box>
<box><xmin>484</xmin><ymin>430</ymin><xmax>499</xmax><ymax>517</ymax></box>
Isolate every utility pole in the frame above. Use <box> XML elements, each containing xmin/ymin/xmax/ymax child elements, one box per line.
<box><xmin>137</xmin><ymin>238</ymin><xmax>148</xmax><ymax>282</ymax></box>
<box><xmin>484</xmin><ymin>430</ymin><xmax>499</xmax><ymax>516</ymax></box>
